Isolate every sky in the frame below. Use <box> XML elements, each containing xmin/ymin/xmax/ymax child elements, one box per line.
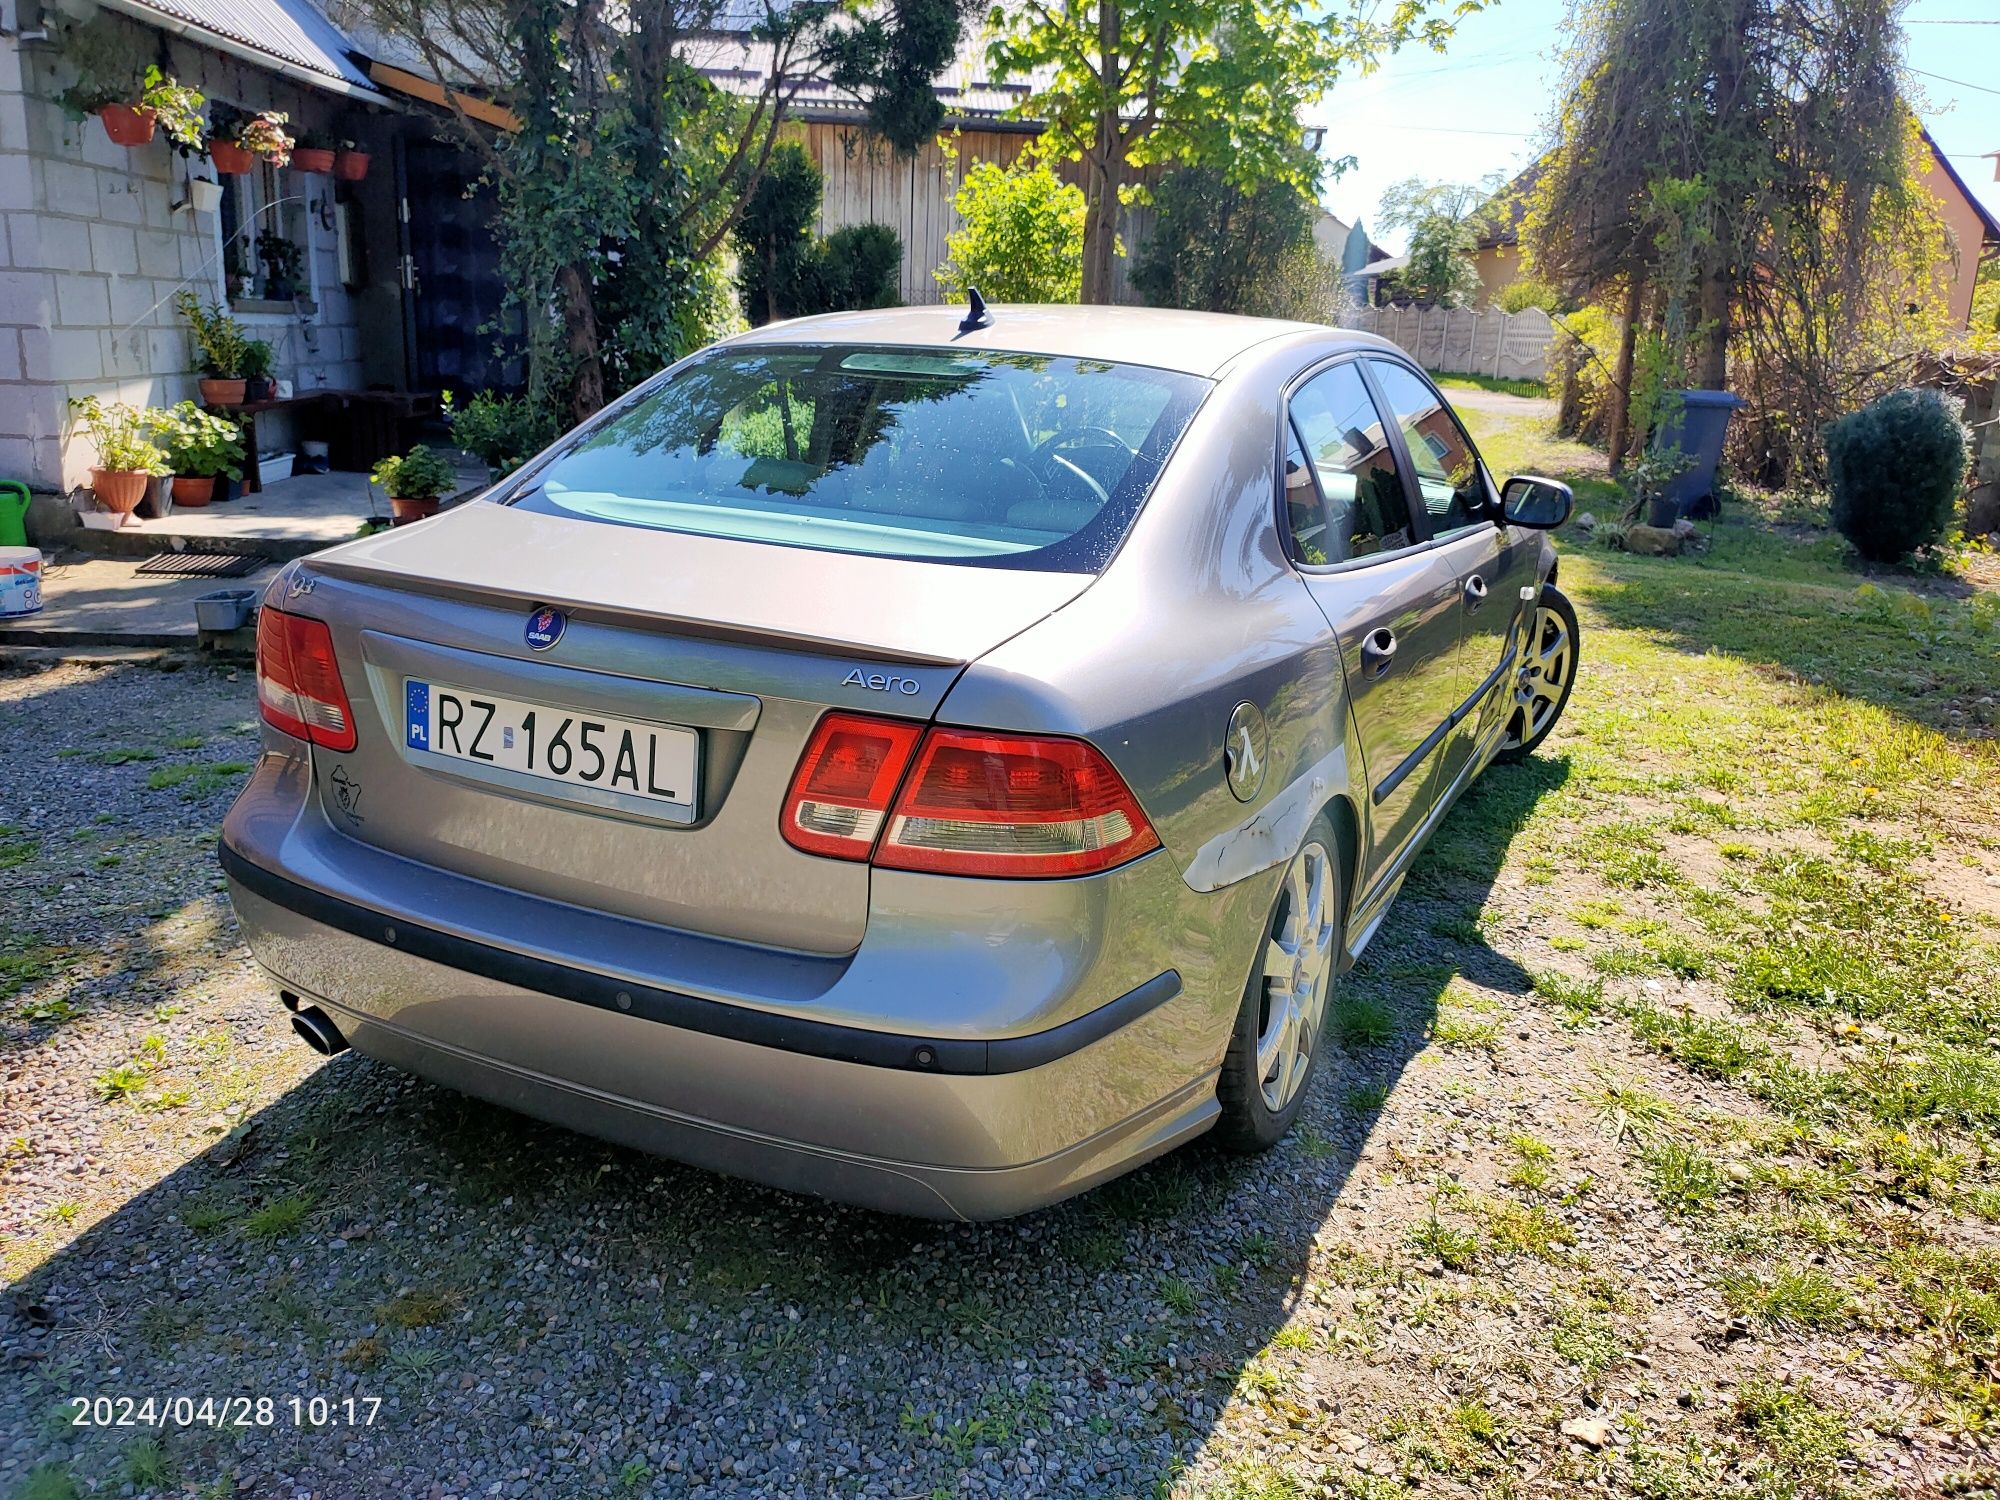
<box><xmin>1315</xmin><ymin>0</ymin><xmax>2000</xmax><ymax>256</ymax></box>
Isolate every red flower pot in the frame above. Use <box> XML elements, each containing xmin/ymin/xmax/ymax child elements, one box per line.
<box><xmin>171</xmin><ymin>475</ymin><xmax>216</xmax><ymax>507</ymax></box>
<box><xmin>98</xmin><ymin>104</ymin><xmax>158</xmax><ymax>147</ymax></box>
<box><xmin>209</xmin><ymin>140</ymin><xmax>254</xmax><ymax>176</ymax></box>
<box><xmin>291</xmin><ymin>147</ymin><xmax>335</xmax><ymax>174</ymax></box>
<box><xmin>333</xmin><ymin>149</ymin><xmax>370</xmax><ymax>182</ymax></box>
<box><xmin>198</xmin><ymin>378</ymin><xmax>247</xmax><ymax>406</ymax></box>
<box><xmin>91</xmin><ymin>468</ymin><xmax>151</xmax><ymax>514</ymax></box>
<box><xmin>389</xmin><ymin>495</ymin><xmax>440</xmax><ymax>526</ymax></box>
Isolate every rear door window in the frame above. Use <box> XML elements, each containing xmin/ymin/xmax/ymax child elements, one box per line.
<box><xmin>1368</xmin><ymin>361</ymin><xmax>1491</xmax><ymax>536</ymax></box>
<box><xmin>1286</xmin><ymin>362</ymin><xmax>1417</xmax><ymax>564</ymax></box>
<box><xmin>507</xmin><ymin>346</ymin><xmax>1210</xmax><ymax>573</ymax></box>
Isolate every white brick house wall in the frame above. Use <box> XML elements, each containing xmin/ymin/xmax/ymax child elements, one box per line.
<box><xmin>0</xmin><ymin>11</ymin><xmax>377</xmax><ymax>494</ymax></box>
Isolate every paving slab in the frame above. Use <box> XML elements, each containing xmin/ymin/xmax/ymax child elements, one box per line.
<box><xmin>0</xmin><ymin>553</ymin><xmax>276</xmax><ymax>647</ymax></box>
<box><xmin>66</xmin><ymin>462</ymin><xmax>489</xmax><ymax>562</ymax></box>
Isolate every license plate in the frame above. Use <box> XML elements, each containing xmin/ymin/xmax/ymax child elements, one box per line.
<box><xmin>403</xmin><ymin>679</ymin><xmax>697</xmax><ymax>813</ymax></box>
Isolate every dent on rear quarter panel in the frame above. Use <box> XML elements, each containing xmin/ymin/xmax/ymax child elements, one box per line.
<box><xmin>938</xmin><ymin>334</ymin><xmax>1358</xmax><ymax>897</ymax></box>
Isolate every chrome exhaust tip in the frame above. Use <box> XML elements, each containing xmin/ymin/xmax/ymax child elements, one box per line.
<box><xmin>290</xmin><ymin>1006</ymin><xmax>349</xmax><ymax>1057</ymax></box>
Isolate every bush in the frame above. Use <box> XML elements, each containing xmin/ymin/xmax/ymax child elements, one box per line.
<box><xmin>445</xmin><ymin>391</ymin><xmax>559</xmax><ymax>477</ymax></box>
<box><xmin>734</xmin><ymin>145</ymin><xmax>902</xmax><ymax>322</ymax></box>
<box><xmin>370</xmin><ymin>446</ymin><xmax>457</xmax><ymax>501</ymax></box>
<box><xmin>1824</xmin><ymin>387</ymin><xmax>1969</xmax><ymax>562</ymax></box>
<box><xmin>1497</xmin><ymin>277</ymin><xmax>1559</xmax><ymax>314</ymax></box>
<box><xmin>819</xmin><ymin>223</ymin><xmax>902</xmax><ymax>310</ymax></box>
<box><xmin>934</xmin><ymin>153</ymin><xmax>1084</xmax><ymax>304</ymax></box>
<box><xmin>1131</xmin><ymin>167</ymin><xmax>1324</xmax><ymax>318</ymax></box>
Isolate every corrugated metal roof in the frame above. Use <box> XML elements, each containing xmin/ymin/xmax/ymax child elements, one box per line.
<box><xmin>119</xmin><ymin>0</ymin><xmax>382</xmax><ymax>94</ymax></box>
<box><xmin>687</xmin><ymin>33</ymin><xmax>1048</xmax><ymax>126</ymax></box>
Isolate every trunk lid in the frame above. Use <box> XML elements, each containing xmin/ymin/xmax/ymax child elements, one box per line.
<box><xmin>286</xmin><ymin>502</ymin><xmax>1093</xmax><ymax>955</ymax></box>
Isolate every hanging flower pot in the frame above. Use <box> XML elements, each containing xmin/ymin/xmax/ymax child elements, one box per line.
<box><xmin>90</xmin><ymin>467</ymin><xmax>152</xmax><ymax>514</ymax></box>
<box><xmin>333</xmin><ymin>148</ymin><xmax>370</xmax><ymax>182</ymax></box>
<box><xmin>98</xmin><ymin>104</ymin><xmax>158</xmax><ymax>147</ymax></box>
<box><xmin>171</xmin><ymin>475</ymin><xmax>216</xmax><ymax>507</ymax></box>
<box><xmin>210</xmin><ymin>139</ymin><xmax>254</xmax><ymax>175</ymax></box>
<box><xmin>291</xmin><ymin>146</ymin><xmax>335</xmax><ymax>174</ymax></box>
<box><xmin>188</xmin><ymin>177</ymin><xmax>223</xmax><ymax>215</ymax></box>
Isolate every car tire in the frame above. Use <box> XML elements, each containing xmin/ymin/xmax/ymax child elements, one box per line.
<box><xmin>1215</xmin><ymin>813</ymin><xmax>1344</xmax><ymax>1153</ymax></box>
<box><xmin>1495</xmin><ymin>582</ymin><xmax>1579</xmax><ymax>764</ymax></box>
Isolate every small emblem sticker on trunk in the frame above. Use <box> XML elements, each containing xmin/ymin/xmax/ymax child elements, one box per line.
<box><xmin>525</xmin><ymin>606</ymin><xmax>567</xmax><ymax>651</ymax></box>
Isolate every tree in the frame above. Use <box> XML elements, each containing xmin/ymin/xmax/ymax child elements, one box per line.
<box><xmin>1524</xmin><ymin>0</ymin><xmax>1945</xmax><ymax>480</ymax></box>
<box><xmin>1376</xmin><ymin>174</ymin><xmax>1497</xmax><ymax>307</ymax></box>
<box><xmin>985</xmin><ymin>0</ymin><xmax>1482</xmax><ymax>305</ymax></box>
<box><xmin>935</xmin><ymin>149</ymin><xmax>1087</xmax><ymax>303</ymax></box>
<box><xmin>349</xmin><ymin>0</ymin><xmax>967</xmax><ymax>424</ymax></box>
<box><xmin>1130</xmin><ymin>167</ymin><xmax>1328</xmax><ymax>318</ymax></box>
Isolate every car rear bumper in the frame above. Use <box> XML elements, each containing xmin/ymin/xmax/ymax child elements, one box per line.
<box><xmin>224</xmin><ymin>869</ymin><xmax>1217</xmax><ymax>1219</ymax></box>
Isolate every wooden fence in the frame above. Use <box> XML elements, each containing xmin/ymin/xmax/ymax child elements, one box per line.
<box><xmin>798</xmin><ymin>122</ymin><xmax>1152</xmax><ymax>306</ymax></box>
<box><xmin>1339</xmin><ymin>304</ymin><xmax>1555</xmax><ymax>383</ymax></box>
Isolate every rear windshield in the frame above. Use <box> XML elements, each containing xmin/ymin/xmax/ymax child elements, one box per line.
<box><xmin>506</xmin><ymin>344</ymin><xmax>1210</xmax><ymax>572</ymax></box>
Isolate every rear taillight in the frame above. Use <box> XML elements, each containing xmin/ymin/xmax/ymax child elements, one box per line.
<box><xmin>781</xmin><ymin>712</ymin><xmax>925</xmax><ymax>860</ymax></box>
<box><xmin>781</xmin><ymin>713</ymin><xmax>1160</xmax><ymax>878</ymax></box>
<box><xmin>256</xmin><ymin>606</ymin><xmax>357</xmax><ymax>752</ymax></box>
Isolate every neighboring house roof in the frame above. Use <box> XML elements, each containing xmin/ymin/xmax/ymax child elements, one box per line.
<box><xmin>104</xmin><ymin>0</ymin><xmax>384</xmax><ymax>96</ymax></box>
<box><xmin>688</xmin><ymin>32</ymin><xmax>1048</xmax><ymax>130</ymax></box>
<box><xmin>1922</xmin><ymin>128</ymin><xmax>2000</xmax><ymax>246</ymax></box>
<box><xmin>1474</xmin><ymin>162</ymin><xmax>1541</xmax><ymax>251</ymax></box>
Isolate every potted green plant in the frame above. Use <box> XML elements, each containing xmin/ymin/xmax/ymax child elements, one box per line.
<box><xmin>174</xmin><ymin>290</ymin><xmax>249</xmax><ymax>404</ymax></box>
<box><xmin>209</xmin><ymin>104</ymin><xmax>291</xmax><ymax>173</ymax></box>
<box><xmin>139</xmin><ymin>67</ymin><xmax>205</xmax><ymax>153</ymax></box>
<box><xmin>69</xmin><ymin>397</ymin><xmax>168</xmax><ymax>520</ymax></box>
<box><xmin>333</xmin><ymin>135</ymin><xmax>370</xmax><ymax>181</ymax></box>
<box><xmin>256</xmin><ymin>232</ymin><xmax>304</xmax><ymax>301</ymax></box>
<box><xmin>153</xmin><ymin>402</ymin><xmax>245</xmax><ymax>508</ymax></box>
<box><xmin>371</xmin><ymin>446</ymin><xmax>456</xmax><ymax>526</ymax></box>
<box><xmin>241</xmin><ymin>340</ymin><xmax>276</xmax><ymax>401</ymax></box>
<box><xmin>291</xmin><ymin>126</ymin><xmax>336</xmax><ymax>174</ymax></box>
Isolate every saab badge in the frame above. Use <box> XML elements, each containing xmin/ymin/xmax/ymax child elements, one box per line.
<box><xmin>525</xmin><ymin>605</ymin><xmax>567</xmax><ymax>652</ymax></box>
<box><xmin>1225</xmin><ymin>701</ymin><xmax>1268</xmax><ymax>802</ymax></box>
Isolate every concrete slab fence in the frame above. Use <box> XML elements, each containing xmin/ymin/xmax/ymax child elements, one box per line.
<box><xmin>1340</xmin><ymin>304</ymin><xmax>1555</xmax><ymax>384</ymax></box>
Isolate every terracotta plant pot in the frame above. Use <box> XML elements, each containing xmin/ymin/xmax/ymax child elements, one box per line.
<box><xmin>291</xmin><ymin>147</ymin><xmax>335</xmax><ymax>174</ymax></box>
<box><xmin>209</xmin><ymin>140</ymin><xmax>254</xmax><ymax>176</ymax></box>
<box><xmin>198</xmin><ymin>378</ymin><xmax>247</xmax><ymax>406</ymax></box>
<box><xmin>333</xmin><ymin>149</ymin><xmax>370</xmax><ymax>182</ymax></box>
<box><xmin>91</xmin><ymin>467</ymin><xmax>152</xmax><ymax>514</ymax></box>
<box><xmin>389</xmin><ymin>495</ymin><xmax>440</xmax><ymax>526</ymax></box>
<box><xmin>98</xmin><ymin>104</ymin><xmax>158</xmax><ymax>147</ymax></box>
<box><xmin>171</xmin><ymin>475</ymin><xmax>216</xmax><ymax>507</ymax></box>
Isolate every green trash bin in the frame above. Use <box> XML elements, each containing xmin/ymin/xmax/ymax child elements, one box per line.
<box><xmin>0</xmin><ymin>482</ymin><xmax>29</xmax><ymax>549</ymax></box>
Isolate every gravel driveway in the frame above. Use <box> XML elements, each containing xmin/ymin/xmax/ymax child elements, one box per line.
<box><xmin>3</xmin><ymin>644</ymin><xmax>1994</xmax><ymax>1500</ymax></box>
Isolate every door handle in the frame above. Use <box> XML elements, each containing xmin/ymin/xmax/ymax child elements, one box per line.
<box><xmin>1360</xmin><ymin>627</ymin><xmax>1397</xmax><ymax>679</ymax></box>
<box><xmin>1464</xmin><ymin>574</ymin><xmax>1489</xmax><ymax>612</ymax></box>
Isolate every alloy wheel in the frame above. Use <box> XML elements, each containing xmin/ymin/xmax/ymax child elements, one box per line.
<box><xmin>1256</xmin><ymin>839</ymin><xmax>1338</xmax><ymax>1113</ymax></box>
<box><xmin>1502</xmin><ymin>603</ymin><xmax>1573</xmax><ymax>752</ymax></box>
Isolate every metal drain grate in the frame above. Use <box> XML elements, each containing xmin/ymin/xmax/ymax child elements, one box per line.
<box><xmin>134</xmin><ymin>552</ymin><xmax>263</xmax><ymax>579</ymax></box>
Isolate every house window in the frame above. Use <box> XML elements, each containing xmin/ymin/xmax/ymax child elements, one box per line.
<box><xmin>218</xmin><ymin>159</ymin><xmax>311</xmax><ymax>306</ymax></box>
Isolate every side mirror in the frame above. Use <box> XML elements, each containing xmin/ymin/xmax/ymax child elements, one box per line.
<box><xmin>1499</xmin><ymin>475</ymin><xmax>1573</xmax><ymax>530</ymax></box>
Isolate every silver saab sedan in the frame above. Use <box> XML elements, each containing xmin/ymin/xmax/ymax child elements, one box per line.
<box><xmin>221</xmin><ymin>303</ymin><xmax>1578</xmax><ymax>1220</ymax></box>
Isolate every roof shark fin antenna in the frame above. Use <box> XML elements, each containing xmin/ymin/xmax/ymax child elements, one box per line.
<box><xmin>957</xmin><ymin>287</ymin><xmax>993</xmax><ymax>335</ymax></box>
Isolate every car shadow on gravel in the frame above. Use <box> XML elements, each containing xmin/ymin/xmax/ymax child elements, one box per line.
<box><xmin>3</xmin><ymin>757</ymin><xmax>1570</xmax><ymax>1499</ymax></box>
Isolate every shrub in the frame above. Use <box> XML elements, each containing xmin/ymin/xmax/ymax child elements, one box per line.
<box><xmin>818</xmin><ymin>223</ymin><xmax>902</xmax><ymax>310</ymax></box>
<box><xmin>1824</xmin><ymin>387</ymin><xmax>1969</xmax><ymax>561</ymax></box>
<box><xmin>1497</xmin><ymin>277</ymin><xmax>1559</xmax><ymax>314</ymax></box>
<box><xmin>152</xmin><ymin>402</ymin><xmax>245</xmax><ymax>479</ymax></box>
<box><xmin>173</xmin><ymin>291</ymin><xmax>247</xmax><ymax>378</ymax></box>
<box><xmin>734</xmin><ymin>145</ymin><xmax>903</xmax><ymax>322</ymax></box>
<box><xmin>67</xmin><ymin>397</ymin><xmax>167</xmax><ymax>475</ymax></box>
<box><xmin>370</xmin><ymin>446</ymin><xmax>456</xmax><ymax>501</ymax></box>
<box><xmin>1131</xmin><ymin>167</ymin><xmax>1324</xmax><ymax>318</ymax></box>
<box><xmin>935</xmin><ymin>152</ymin><xmax>1084</xmax><ymax>304</ymax></box>
<box><xmin>445</xmin><ymin>390</ymin><xmax>559</xmax><ymax>477</ymax></box>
